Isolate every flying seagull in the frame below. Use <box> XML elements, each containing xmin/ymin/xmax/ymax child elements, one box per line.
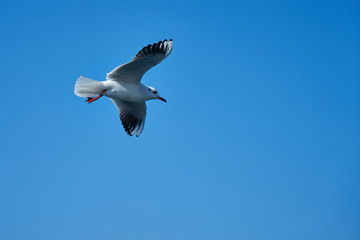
<box><xmin>74</xmin><ymin>39</ymin><xmax>173</xmax><ymax>137</ymax></box>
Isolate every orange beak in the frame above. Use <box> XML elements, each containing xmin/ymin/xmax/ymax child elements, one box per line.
<box><xmin>157</xmin><ymin>96</ymin><xmax>167</xmax><ymax>102</ymax></box>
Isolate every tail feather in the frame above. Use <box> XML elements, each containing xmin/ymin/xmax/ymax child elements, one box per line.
<box><xmin>74</xmin><ymin>76</ymin><xmax>103</xmax><ymax>98</ymax></box>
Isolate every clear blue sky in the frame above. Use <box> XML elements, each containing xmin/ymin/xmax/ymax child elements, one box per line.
<box><xmin>0</xmin><ymin>0</ymin><xmax>359</xmax><ymax>239</ymax></box>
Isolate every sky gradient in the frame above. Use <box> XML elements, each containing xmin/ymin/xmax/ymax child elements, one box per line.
<box><xmin>0</xmin><ymin>0</ymin><xmax>359</xmax><ymax>239</ymax></box>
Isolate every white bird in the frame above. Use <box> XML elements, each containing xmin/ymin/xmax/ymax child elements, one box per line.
<box><xmin>74</xmin><ymin>39</ymin><xmax>173</xmax><ymax>137</ymax></box>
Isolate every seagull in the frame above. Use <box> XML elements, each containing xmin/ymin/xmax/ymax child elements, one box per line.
<box><xmin>74</xmin><ymin>39</ymin><xmax>173</xmax><ymax>137</ymax></box>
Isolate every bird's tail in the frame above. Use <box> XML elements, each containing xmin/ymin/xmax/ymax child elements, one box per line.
<box><xmin>74</xmin><ymin>76</ymin><xmax>104</xmax><ymax>98</ymax></box>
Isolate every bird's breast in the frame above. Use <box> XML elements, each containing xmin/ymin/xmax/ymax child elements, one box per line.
<box><xmin>103</xmin><ymin>81</ymin><xmax>146</xmax><ymax>102</ymax></box>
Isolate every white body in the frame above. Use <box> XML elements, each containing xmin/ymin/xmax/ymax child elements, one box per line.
<box><xmin>75</xmin><ymin>76</ymin><xmax>152</xmax><ymax>102</ymax></box>
<box><xmin>103</xmin><ymin>81</ymin><xmax>152</xmax><ymax>102</ymax></box>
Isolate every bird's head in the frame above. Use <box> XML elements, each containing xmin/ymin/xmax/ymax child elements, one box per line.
<box><xmin>147</xmin><ymin>86</ymin><xmax>167</xmax><ymax>102</ymax></box>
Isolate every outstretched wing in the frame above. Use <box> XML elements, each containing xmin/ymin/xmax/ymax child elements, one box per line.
<box><xmin>111</xmin><ymin>98</ymin><xmax>147</xmax><ymax>137</ymax></box>
<box><xmin>106</xmin><ymin>39</ymin><xmax>173</xmax><ymax>84</ymax></box>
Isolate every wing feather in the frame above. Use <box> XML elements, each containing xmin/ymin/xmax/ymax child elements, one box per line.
<box><xmin>111</xmin><ymin>99</ymin><xmax>147</xmax><ymax>137</ymax></box>
<box><xmin>106</xmin><ymin>39</ymin><xmax>173</xmax><ymax>84</ymax></box>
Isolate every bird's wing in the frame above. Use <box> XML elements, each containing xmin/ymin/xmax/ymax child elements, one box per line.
<box><xmin>106</xmin><ymin>39</ymin><xmax>173</xmax><ymax>84</ymax></box>
<box><xmin>110</xmin><ymin>98</ymin><xmax>147</xmax><ymax>137</ymax></box>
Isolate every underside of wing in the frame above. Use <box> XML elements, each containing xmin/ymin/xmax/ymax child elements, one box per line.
<box><xmin>106</xmin><ymin>39</ymin><xmax>173</xmax><ymax>84</ymax></box>
<box><xmin>111</xmin><ymin>98</ymin><xmax>147</xmax><ymax>137</ymax></box>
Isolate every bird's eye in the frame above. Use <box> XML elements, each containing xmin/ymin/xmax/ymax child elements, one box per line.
<box><xmin>148</xmin><ymin>89</ymin><xmax>151</xmax><ymax>91</ymax></box>
<box><xmin>154</xmin><ymin>91</ymin><xmax>157</xmax><ymax>94</ymax></box>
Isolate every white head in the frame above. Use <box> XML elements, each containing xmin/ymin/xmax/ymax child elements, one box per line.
<box><xmin>146</xmin><ymin>86</ymin><xmax>167</xmax><ymax>102</ymax></box>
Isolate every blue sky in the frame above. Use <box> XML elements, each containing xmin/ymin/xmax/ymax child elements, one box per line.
<box><xmin>0</xmin><ymin>0</ymin><xmax>359</xmax><ymax>239</ymax></box>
